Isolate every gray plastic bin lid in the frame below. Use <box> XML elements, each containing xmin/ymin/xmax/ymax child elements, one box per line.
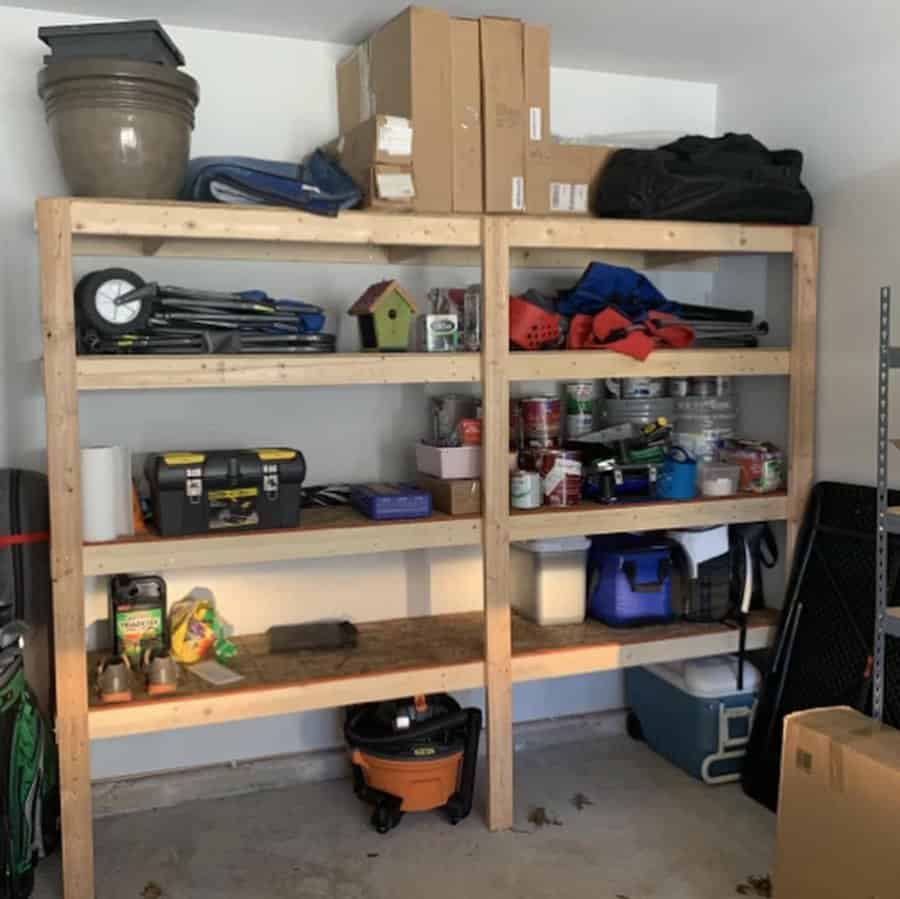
<box><xmin>38</xmin><ymin>20</ymin><xmax>185</xmax><ymax>67</ymax></box>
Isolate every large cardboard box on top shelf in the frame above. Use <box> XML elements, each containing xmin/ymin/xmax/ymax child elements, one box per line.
<box><xmin>479</xmin><ymin>18</ymin><xmax>551</xmax><ymax>213</ymax></box>
<box><xmin>773</xmin><ymin>706</ymin><xmax>900</xmax><ymax>898</ymax></box>
<box><xmin>523</xmin><ymin>23</ymin><xmax>552</xmax><ymax>215</ymax></box>
<box><xmin>336</xmin><ymin>6</ymin><xmax>452</xmax><ymax>212</ymax></box>
<box><xmin>450</xmin><ymin>18</ymin><xmax>482</xmax><ymax>212</ymax></box>
<box><xmin>549</xmin><ymin>143</ymin><xmax>616</xmax><ymax>215</ymax></box>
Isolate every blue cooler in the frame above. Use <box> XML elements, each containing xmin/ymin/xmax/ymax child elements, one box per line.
<box><xmin>626</xmin><ymin>654</ymin><xmax>760</xmax><ymax>784</ymax></box>
<box><xmin>587</xmin><ymin>535</ymin><xmax>673</xmax><ymax>626</ymax></box>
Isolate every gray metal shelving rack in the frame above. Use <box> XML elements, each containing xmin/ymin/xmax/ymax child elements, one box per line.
<box><xmin>875</xmin><ymin>287</ymin><xmax>900</xmax><ymax>720</ymax></box>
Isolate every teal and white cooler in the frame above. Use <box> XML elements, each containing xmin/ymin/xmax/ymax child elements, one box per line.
<box><xmin>625</xmin><ymin>654</ymin><xmax>760</xmax><ymax>784</ymax></box>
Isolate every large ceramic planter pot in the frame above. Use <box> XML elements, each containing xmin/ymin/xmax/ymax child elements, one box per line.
<box><xmin>38</xmin><ymin>57</ymin><xmax>199</xmax><ymax>199</ymax></box>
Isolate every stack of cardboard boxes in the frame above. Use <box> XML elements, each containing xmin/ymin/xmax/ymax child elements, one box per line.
<box><xmin>328</xmin><ymin>5</ymin><xmax>610</xmax><ymax>216</ymax></box>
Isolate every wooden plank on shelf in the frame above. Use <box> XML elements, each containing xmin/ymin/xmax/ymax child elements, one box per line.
<box><xmin>65</xmin><ymin>198</ymin><xmax>481</xmax><ymax>247</ymax></box>
<box><xmin>481</xmin><ymin>217</ymin><xmax>514</xmax><ymax>832</ymax></box>
<box><xmin>386</xmin><ymin>245</ymin><xmax>648</xmax><ymax>270</ymax></box>
<box><xmin>73</xmin><ymin>235</ymin><xmax>396</xmax><ymax>264</ymax></box>
<box><xmin>76</xmin><ymin>352</ymin><xmax>481</xmax><ymax>391</ymax></box>
<box><xmin>509</xmin><ymin>494</ymin><xmax>788</xmax><ymax>542</ymax></box>
<box><xmin>36</xmin><ymin>198</ymin><xmax>96</xmax><ymax>899</ymax></box>
<box><xmin>82</xmin><ymin>507</ymin><xmax>483</xmax><ymax>575</ymax></box>
<box><xmin>511</xmin><ymin>610</ymin><xmax>778</xmax><ymax>682</ymax></box>
<box><xmin>787</xmin><ymin>227</ymin><xmax>819</xmax><ymax>563</ymax></box>
<box><xmin>505</xmin><ymin>216</ymin><xmax>796</xmax><ymax>254</ymax></box>
<box><xmin>87</xmin><ymin>613</ymin><xmax>486</xmax><ymax>740</ymax></box>
<box><xmin>508</xmin><ymin>348</ymin><xmax>790</xmax><ymax>381</ymax></box>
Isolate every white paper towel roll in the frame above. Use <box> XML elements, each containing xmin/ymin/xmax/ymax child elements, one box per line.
<box><xmin>81</xmin><ymin>446</ymin><xmax>130</xmax><ymax>543</ymax></box>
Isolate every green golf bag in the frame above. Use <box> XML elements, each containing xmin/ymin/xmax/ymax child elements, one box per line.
<box><xmin>0</xmin><ymin>624</ymin><xmax>59</xmax><ymax>899</ymax></box>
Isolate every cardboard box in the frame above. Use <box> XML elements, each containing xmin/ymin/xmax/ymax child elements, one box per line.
<box><xmin>323</xmin><ymin>116</ymin><xmax>415</xmax><ymax>210</ymax></box>
<box><xmin>450</xmin><ymin>18</ymin><xmax>483</xmax><ymax>212</ymax></box>
<box><xmin>336</xmin><ymin>6</ymin><xmax>452</xmax><ymax>212</ymax></box>
<box><xmin>480</xmin><ymin>17</ymin><xmax>525</xmax><ymax>213</ymax></box>
<box><xmin>774</xmin><ymin>707</ymin><xmax>900</xmax><ymax>899</ymax></box>
<box><xmin>523</xmin><ymin>24</ymin><xmax>551</xmax><ymax>215</ymax></box>
<box><xmin>416</xmin><ymin>475</ymin><xmax>481</xmax><ymax>516</ymax></box>
<box><xmin>548</xmin><ymin>143</ymin><xmax>616</xmax><ymax>214</ymax></box>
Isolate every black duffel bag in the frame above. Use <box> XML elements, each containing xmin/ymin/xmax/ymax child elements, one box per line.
<box><xmin>593</xmin><ymin>133</ymin><xmax>813</xmax><ymax>224</ymax></box>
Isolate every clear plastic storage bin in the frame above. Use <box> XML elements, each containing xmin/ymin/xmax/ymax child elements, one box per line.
<box><xmin>511</xmin><ymin>537</ymin><xmax>590</xmax><ymax>625</ymax></box>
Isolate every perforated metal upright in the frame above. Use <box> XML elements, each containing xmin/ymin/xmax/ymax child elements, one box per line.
<box><xmin>876</xmin><ymin>286</ymin><xmax>900</xmax><ymax>720</ymax></box>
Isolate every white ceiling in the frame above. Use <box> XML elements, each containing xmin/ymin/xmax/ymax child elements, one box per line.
<box><xmin>9</xmin><ymin>0</ymin><xmax>898</xmax><ymax>81</ymax></box>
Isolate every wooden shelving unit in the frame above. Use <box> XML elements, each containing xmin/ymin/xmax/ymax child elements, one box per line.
<box><xmin>37</xmin><ymin>198</ymin><xmax>817</xmax><ymax>899</ymax></box>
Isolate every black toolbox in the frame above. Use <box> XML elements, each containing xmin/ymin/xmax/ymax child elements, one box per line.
<box><xmin>145</xmin><ymin>449</ymin><xmax>306</xmax><ymax>537</ymax></box>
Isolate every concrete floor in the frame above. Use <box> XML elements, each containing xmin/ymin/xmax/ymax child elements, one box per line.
<box><xmin>34</xmin><ymin>735</ymin><xmax>775</xmax><ymax>898</ymax></box>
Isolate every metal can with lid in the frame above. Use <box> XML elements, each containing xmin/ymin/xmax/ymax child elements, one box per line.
<box><xmin>538</xmin><ymin>449</ymin><xmax>583</xmax><ymax>507</ymax></box>
<box><xmin>521</xmin><ymin>396</ymin><xmax>561</xmax><ymax>448</ymax></box>
<box><xmin>510</xmin><ymin>469</ymin><xmax>542</xmax><ymax>509</ymax></box>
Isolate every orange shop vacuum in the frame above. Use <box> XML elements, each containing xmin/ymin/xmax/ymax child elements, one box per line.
<box><xmin>344</xmin><ymin>693</ymin><xmax>482</xmax><ymax>833</ymax></box>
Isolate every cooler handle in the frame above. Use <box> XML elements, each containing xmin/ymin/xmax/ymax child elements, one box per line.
<box><xmin>622</xmin><ymin>559</ymin><xmax>670</xmax><ymax>593</ymax></box>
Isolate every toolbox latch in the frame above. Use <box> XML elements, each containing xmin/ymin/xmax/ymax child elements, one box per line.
<box><xmin>262</xmin><ymin>463</ymin><xmax>279</xmax><ymax>501</ymax></box>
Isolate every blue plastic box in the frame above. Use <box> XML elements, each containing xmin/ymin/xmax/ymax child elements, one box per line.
<box><xmin>626</xmin><ymin>654</ymin><xmax>760</xmax><ymax>784</ymax></box>
<box><xmin>349</xmin><ymin>483</ymin><xmax>432</xmax><ymax>520</ymax></box>
<box><xmin>587</xmin><ymin>535</ymin><xmax>673</xmax><ymax>626</ymax></box>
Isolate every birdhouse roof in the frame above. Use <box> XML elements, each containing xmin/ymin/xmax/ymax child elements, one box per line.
<box><xmin>348</xmin><ymin>280</ymin><xmax>417</xmax><ymax>316</ymax></box>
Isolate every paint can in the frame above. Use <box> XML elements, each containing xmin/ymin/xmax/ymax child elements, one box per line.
<box><xmin>538</xmin><ymin>449</ymin><xmax>583</xmax><ymax>507</ymax></box>
<box><xmin>564</xmin><ymin>381</ymin><xmax>596</xmax><ymax>439</ymax></box>
<box><xmin>510</xmin><ymin>399</ymin><xmax>523</xmax><ymax>449</ymax></box>
<box><xmin>605</xmin><ymin>377</ymin><xmax>667</xmax><ymax>399</ymax></box>
<box><xmin>521</xmin><ymin>396</ymin><xmax>561</xmax><ymax>448</ymax></box>
<box><xmin>689</xmin><ymin>376</ymin><xmax>733</xmax><ymax>397</ymax></box>
<box><xmin>668</xmin><ymin>377</ymin><xmax>690</xmax><ymax>398</ymax></box>
<box><xmin>510</xmin><ymin>469</ymin><xmax>542</xmax><ymax>510</ymax></box>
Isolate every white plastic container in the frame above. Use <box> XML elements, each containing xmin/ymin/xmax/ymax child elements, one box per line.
<box><xmin>511</xmin><ymin>536</ymin><xmax>590</xmax><ymax>625</ymax></box>
<box><xmin>415</xmin><ymin>443</ymin><xmax>481</xmax><ymax>479</ymax></box>
<box><xmin>698</xmin><ymin>462</ymin><xmax>741</xmax><ymax>497</ymax></box>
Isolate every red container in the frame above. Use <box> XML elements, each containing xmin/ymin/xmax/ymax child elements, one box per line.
<box><xmin>538</xmin><ymin>449</ymin><xmax>582</xmax><ymax>507</ymax></box>
<box><xmin>521</xmin><ymin>396</ymin><xmax>561</xmax><ymax>448</ymax></box>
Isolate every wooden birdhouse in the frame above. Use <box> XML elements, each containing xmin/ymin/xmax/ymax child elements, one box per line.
<box><xmin>348</xmin><ymin>280</ymin><xmax>417</xmax><ymax>352</ymax></box>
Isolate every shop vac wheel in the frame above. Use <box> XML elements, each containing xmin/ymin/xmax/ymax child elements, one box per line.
<box><xmin>626</xmin><ymin>711</ymin><xmax>645</xmax><ymax>742</ymax></box>
<box><xmin>372</xmin><ymin>805</ymin><xmax>404</xmax><ymax>834</ymax></box>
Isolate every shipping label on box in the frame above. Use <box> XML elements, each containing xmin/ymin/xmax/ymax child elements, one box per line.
<box><xmin>480</xmin><ymin>17</ymin><xmax>526</xmax><ymax>213</ymax></box>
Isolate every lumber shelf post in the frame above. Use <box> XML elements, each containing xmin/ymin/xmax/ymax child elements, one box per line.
<box><xmin>481</xmin><ymin>217</ymin><xmax>514</xmax><ymax>831</ymax></box>
<box><xmin>37</xmin><ymin>198</ymin><xmax>96</xmax><ymax>899</ymax></box>
<box><xmin>787</xmin><ymin>227</ymin><xmax>819</xmax><ymax>564</ymax></box>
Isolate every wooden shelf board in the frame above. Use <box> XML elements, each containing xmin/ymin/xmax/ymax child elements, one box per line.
<box><xmin>508</xmin><ymin>348</ymin><xmax>790</xmax><ymax>381</ymax></box>
<box><xmin>86</xmin><ymin>608</ymin><xmax>777</xmax><ymax>740</ymax></box>
<box><xmin>71</xmin><ymin>234</ymin><xmax>656</xmax><ymax>271</ymax></box>
<box><xmin>63</xmin><ymin>198</ymin><xmax>481</xmax><ymax>247</ymax></box>
<box><xmin>82</xmin><ymin>506</ymin><xmax>483</xmax><ymax>575</ymax></box>
<box><xmin>76</xmin><ymin>352</ymin><xmax>481</xmax><ymax>391</ymax></box>
<box><xmin>512</xmin><ymin>609</ymin><xmax>778</xmax><ymax>682</ymax></box>
<box><xmin>506</xmin><ymin>217</ymin><xmax>807</xmax><ymax>254</ymax></box>
<box><xmin>509</xmin><ymin>493</ymin><xmax>788</xmax><ymax>542</ymax></box>
<box><xmin>87</xmin><ymin>612</ymin><xmax>487</xmax><ymax>740</ymax></box>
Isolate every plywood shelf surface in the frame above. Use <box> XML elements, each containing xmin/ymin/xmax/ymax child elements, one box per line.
<box><xmin>76</xmin><ymin>352</ymin><xmax>481</xmax><ymax>391</ymax></box>
<box><xmin>509</xmin><ymin>348</ymin><xmax>790</xmax><ymax>381</ymax></box>
<box><xmin>87</xmin><ymin>612</ymin><xmax>487</xmax><ymax>740</ymax></box>
<box><xmin>82</xmin><ymin>506</ymin><xmax>483</xmax><ymax>575</ymax></box>
<box><xmin>87</xmin><ymin>609</ymin><xmax>777</xmax><ymax>740</ymax></box>
<box><xmin>509</xmin><ymin>493</ymin><xmax>788</xmax><ymax>541</ymax></box>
